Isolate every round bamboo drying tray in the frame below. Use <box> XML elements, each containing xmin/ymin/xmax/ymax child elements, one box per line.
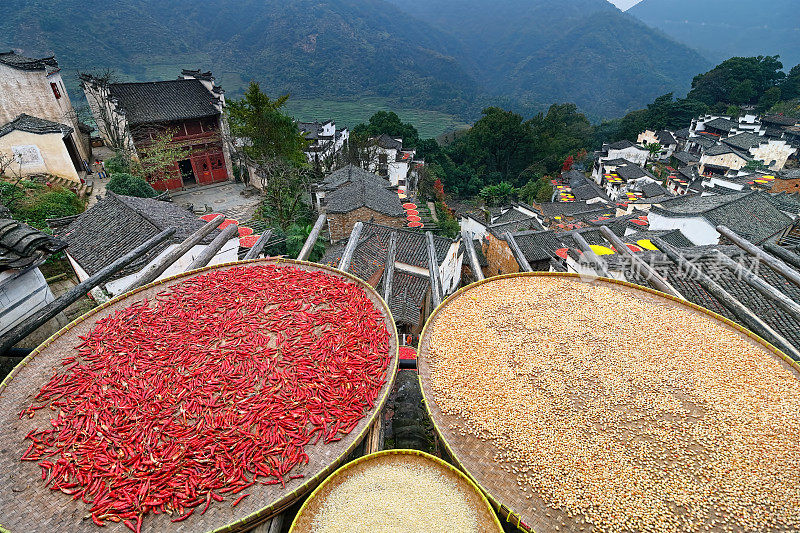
<box><xmin>0</xmin><ymin>259</ymin><xmax>399</xmax><ymax>533</ymax></box>
<box><xmin>417</xmin><ymin>273</ymin><xmax>800</xmax><ymax>533</ymax></box>
<box><xmin>288</xmin><ymin>449</ymin><xmax>503</xmax><ymax>532</ymax></box>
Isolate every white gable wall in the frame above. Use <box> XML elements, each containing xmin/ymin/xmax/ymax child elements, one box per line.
<box><xmin>647</xmin><ymin>212</ymin><xmax>718</xmax><ymax>245</ymax></box>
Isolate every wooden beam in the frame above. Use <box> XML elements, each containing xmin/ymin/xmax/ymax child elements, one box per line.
<box><xmin>763</xmin><ymin>242</ymin><xmax>800</xmax><ymax>271</ymax></box>
<box><xmin>0</xmin><ymin>229</ymin><xmax>176</xmax><ymax>357</ymax></box>
<box><xmin>713</xmin><ymin>250</ymin><xmax>800</xmax><ymax>322</ymax></box>
<box><xmin>426</xmin><ymin>232</ymin><xmax>443</xmax><ymax>307</ymax></box>
<box><xmin>186</xmin><ymin>224</ymin><xmax>240</xmax><ymax>271</ymax></box>
<box><xmin>382</xmin><ymin>232</ymin><xmax>398</xmax><ymax>302</ymax></box>
<box><xmin>297</xmin><ymin>214</ymin><xmax>326</xmax><ymax>261</ymax></box>
<box><xmin>243</xmin><ymin>230</ymin><xmax>273</xmax><ymax>260</ymax></box>
<box><xmin>504</xmin><ymin>232</ymin><xmax>532</xmax><ymax>273</ymax></box>
<box><xmin>599</xmin><ymin>226</ymin><xmax>684</xmax><ymax>299</ymax></box>
<box><xmin>123</xmin><ymin>215</ymin><xmax>224</xmax><ymax>293</ymax></box>
<box><xmin>652</xmin><ymin>237</ymin><xmax>800</xmax><ymax>360</ymax></box>
<box><xmin>717</xmin><ymin>225</ymin><xmax>800</xmax><ymax>289</ymax></box>
<box><xmin>338</xmin><ymin>222</ymin><xmax>364</xmax><ymax>272</ymax></box>
<box><xmin>571</xmin><ymin>231</ymin><xmax>611</xmax><ymax>278</ymax></box>
<box><xmin>462</xmin><ymin>231</ymin><xmax>485</xmax><ymax>281</ymax></box>
<box><xmin>364</xmin><ymin>418</ymin><xmax>384</xmax><ymax>455</ymax></box>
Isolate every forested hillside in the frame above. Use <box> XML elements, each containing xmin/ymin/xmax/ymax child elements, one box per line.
<box><xmin>389</xmin><ymin>0</ymin><xmax>710</xmax><ymax>118</ymax></box>
<box><xmin>3</xmin><ymin>0</ymin><xmax>711</xmax><ymax>120</ymax></box>
<box><xmin>0</xmin><ymin>0</ymin><xmax>477</xmax><ymax>115</ymax></box>
<box><xmin>629</xmin><ymin>0</ymin><xmax>800</xmax><ymax>68</ymax></box>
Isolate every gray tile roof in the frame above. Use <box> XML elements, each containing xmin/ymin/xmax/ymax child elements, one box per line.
<box><xmin>765</xmin><ymin>192</ymin><xmax>800</xmax><ymax>215</ymax></box>
<box><xmin>623</xmin><ymin>245</ymin><xmax>800</xmax><ymax>349</ymax></box>
<box><xmin>763</xmin><ymin>115</ymin><xmax>799</xmax><ymax>127</ymax></box>
<box><xmin>640</xmin><ymin>181</ymin><xmax>668</xmax><ymax>198</ymax></box>
<box><xmin>0</xmin><ymin>51</ymin><xmax>59</xmax><ymax>72</ymax></box>
<box><xmin>538</xmin><ymin>201</ymin><xmax>613</xmax><ymax>218</ymax></box>
<box><xmin>657</xmin><ymin>130</ymin><xmax>677</xmax><ymax>146</ymax></box>
<box><xmin>0</xmin><ymin>114</ymin><xmax>72</xmax><ymax>138</ymax></box>
<box><xmin>0</xmin><ymin>218</ymin><xmax>67</xmax><ymax>270</ymax></box>
<box><xmin>607</xmin><ymin>140</ymin><xmax>638</xmax><ymax>150</ymax></box>
<box><xmin>386</xmin><ymin>270</ymin><xmax>429</xmax><ymax>327</ymax></box>
<box><xmin>108</xmin><ymin>79</ymin><xmax>220</xmax><ymax>126</ymax></box>
<box><xmin>674</xmin><ymin>128</ymin><xmax>690</xmax><ymax>139</ymax></box>
<box><xmin>692</xmin><ymin>134</ymin><xmax>719</xmax><ymax>149</ymax></box>
<box><xmin>488</xmin><ymin>216</ymin><xmax>545</xmax><ymax>239</ymax></box>
<box><xmin>565</xmin><ymin>170</ymin><xmax>610</xmax><ymax>202</ymax></box>
<box><xmin>374</xmin><ymin>134</ymin><xmax>402</xmax><ymax>151</ymax></box>
<box><xmin>704</xmin><ymin>117</ymin><xmax>737</xmax><ymax>132</ymax></box>
<box><xmin>622</xmin><ymin>229</ymin><xmax>693</xmax><ymax>248</ymax></box>
<box><xmin>703</xmin><ymin>144</ymin><xmax>747</xmax><ymax>158</ymax></box>
<box><xmin>492</xmin><ymin>208</ymin><xmax>531</xmax><ymax>225</ymax></box>
<box><xmin>723</xmin><ymin>132</ymin><xmax>765</xmax><ymax>151</ymax></box>
<box><xmin>651</xmin><ymin>191</ymin><xmax>792</xmax><ymax>244</ymax></box>
<box><xmin>615</xmin><ymin>163</ymin><xmax>654</xmax><ymax>181</ymax></box>
<box><xmin>51</xmin><ymin>193</ymin><xmax>218</xmax><ymax>279</ymax></box>
<box><xmin>323</xmin><ymin>167</ymin><xmax>405</xmax><ymax>217</ymax></box>
<box><xmin>511</xmin><ymin>229</ymin><xmax>566</xmax><ymax>263</ymax></box>
<box><xmin>672</xmin><ymin>151</ymin><xmax>698</xmax><ymax>165</ymax></box>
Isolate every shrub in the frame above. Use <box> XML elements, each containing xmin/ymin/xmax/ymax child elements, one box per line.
<box><xmin>14</xmin><ymin>187</ymin><xmax>83</xmax><ymax>228</ymax></box>
<box><xmin>106</xmin><ymin>173</ymin><xmax>157</xmax><ymax>198</ymax></box>
<box><xmin>104</xmin><ymin>153</ymin><xmax>130</xmax><ymax>174</ymax></box>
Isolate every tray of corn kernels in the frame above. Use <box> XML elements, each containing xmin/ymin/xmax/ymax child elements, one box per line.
<box><xmin>417</xmin><ymin>273</ymin><xmax>800</xmax><ymax>533</ymax></box>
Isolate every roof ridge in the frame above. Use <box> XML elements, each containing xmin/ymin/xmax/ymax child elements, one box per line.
<box><xmin>106</xmin><ymin>192</ymin><xmax>162</xmax><ymax>231</ymax></box>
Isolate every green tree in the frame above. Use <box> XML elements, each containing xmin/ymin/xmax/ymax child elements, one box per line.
<box><xmin>106</xmin><ymin>173</ymin><xmax>158</xmax><ymax>198</ymax></box>
<box><xmin>535</xmin><ymin>182</ymin><xmax>554</xmax><ymax>203</ymax></box>
<box><xmin>645</xmin><ymin>143</ymin><xmax>662</xmax><ymax>160</ymax></box>
<box><xmin>744</xmin><ymin>159</ymin><xmax>767</xmax><ymax>171</ymax></box>
<box><xmin>285</xmin><ymin>223</ymin><xmax>325</xmax><ymax>261</ymax></box>
<box><xmin>783</xmin><ymin>64</ymin><xmax>800</xmax><ymax>100</ymax></box>
<box><xmin>688</xmin><ymin>56</ymin><xmax>785</xmax><ymax>106</ymax></box>
<box><xmin>351</xmin><ymin>111</ymin><xmax>420</xmax><ymax>149</ymax></box>
<box><xmin>730</xmin><ymin>79</ymin><xmax>757</xmax><ymax>105</ymax></box>
<box><xmin>227</xmin><ymin>82</ymin><xmax>309</xmax><ymax>166</ymax></box>
<box><xmin>758</xmin><ymin>86</ymin><xmax>782</xmax><ymax>112</ymax></box>
<box><xmin>131</xmin><ymin>129</ymin><xmax>184</xmax><ymax>187</ymax></box>
<box><xmin>479</xmin><ymin>182</ymin><xmax>515</xmax><ymax>207</ymax></box>
<box><xmin>254</xmin><ymin>159</ymin><xmax>314</xmax><ymax>231</ymax></box>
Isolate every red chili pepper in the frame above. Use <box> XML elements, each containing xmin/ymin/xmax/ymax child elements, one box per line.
<box><xmin>21</xmin><ymin>265</ymin><xmax>391</xmax><ymax>529</ymax></box>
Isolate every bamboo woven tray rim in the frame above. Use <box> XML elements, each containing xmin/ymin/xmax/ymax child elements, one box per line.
<box><xmin>288</xmin><ymin>449</ymin><xmax>504</xmax><ymax>532</ymax></box>
<box><xmin>416</xmin><ymin>273</ymin><xmax>800</xmax><ymax>533</ymax></box>
<box><xmin>0</xmin><ymin>259</ymin><xmax>399</xmax><ymax>533</ymax></box>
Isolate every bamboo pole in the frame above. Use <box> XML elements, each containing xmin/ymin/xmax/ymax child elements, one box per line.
<box><xmin>462</xmin><ymin>231</ymin><xmax>485</xmax><ymax>280</ymax></box>
<box><xmin>123</xmin><ymin>215</ymin><xmax>224</xmax><ymax>293</ymax></box>
<box><xmin>503</xmin><ymin>232</ymin><xmax>533</xmax><ymax>273</ymax></box>
<box><xmin>717</xmin><ymin>225</ymin><xmax>800</xmax><ymax>289</ymax></box>
<box><xmin>426</xmin><ymin>232</ymin><xmax>444</xmax><ymax>307</ymax></box>
<box><xmin>0</xmin><ymin>229</ymin><xmax>176</xmax><ymax>357</ymax></box>
<box><xmin>572</xmin><ymin>231</ymin><xmax>610</xmax><ymax>278</ymax></box>
<box><xmin>186</xmin><ymin>224</ymin><xmax>240</xmax><ymax>271</ymax></box>
<box><xmin>382</xmin><ymin>232</ymin><xmax>398</xmax><ymax>302</ymax></box>
<box><xmin>599</xmin><ymin>226</ymin><xmax>684</xmax><ymax>299</ymax></box>
<box><xmin>713</xmin><ymin>250</ymin><xmax>800</xmax><ymax>322</ymax></box>
<box><xmin>297</xmin><ymin>214</ymin><xmax>326</xmax><ymax>261</ymax></box>
<box><xmin>338</xmin><ymin>222</ymin><xmax>364</xmax><ymax>272</ymax></box>
<box><xmin>652</xmin><ymin>237</ymin><xmax>800</xmax><ymax>360</ymax></box>
<box><xmin>763</xmin><ymin>242</ymin><xmax>800</xmax><ymax>271</ymax></box>
<box><xmin>243</xmin><ymin>230</ymin><xmax>273</xmax><ymax>260</ymax></box>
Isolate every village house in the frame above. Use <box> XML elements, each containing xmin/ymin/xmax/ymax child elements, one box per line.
<box><xmin>561</xmin><ymin>169</ymin><xmax>610</xmax><ymax>204</ymax></box>
<box><xmin>320</xmin><ymin>222</ymin><xmax>462</xmax><ymax>335</ymax></box>
<box><xmin>0</xmin><ymin>115</ymin><xmax>84</xmax><ymax>181</ymax></box>
<box><xmin>0</xmin><ymin>218</ymin><xmax>66</xmax><ymax>337</ymax></box>
<box><xmin>82</xmin><ymin>70</ymin><xmax>232</xmax><ymax>190</ymax></box>
<box><xmin>0</xmin><ymin>51</ymin><xmax>92</xmax><ymax>179</ymax></box>
<box><xmin>312</xmin><ymin>165</ymin><xmax>407</xmax><ymax>241</ymax></box>
<box><xmin>721</xmin><ymin>132</ymin><xmax>796</xmax><ymax>171</ymax></box>
<box><xmin>298</xmin><ymin>120</ymin><xmax>349</xmax><ymax>170</ymax></box>
<box><xmin>591</xmin><ymin>140</ymin><xmax>649</xmax><ymax>182</ymax></box>
<box><xmin>637</xmin><ymin>130</ymin><xmax>678</xmax><ymax>160</ymax></box>
<box><xmin>460</xmin><ymin>202</ymin><xmax>543</xmax><ymax>240</ymax></box>
<box><xmin>698</xmin><ymin>144</ymin><xmax>751</xmax><ymax>177</ymax></box>
<box><xmin>648</xmin><ymin>191</ymin><xmax>792</xmax><ymax>246</ymax></box>
<box><xmin>365</xmin><ymin>134</ymin><xmax>418</xmax><ymax>194</ymax></box>
<box><xmin>49</xmin><ymin>192</ymin><xmax>237</xmax><ymax>298</ymax></box>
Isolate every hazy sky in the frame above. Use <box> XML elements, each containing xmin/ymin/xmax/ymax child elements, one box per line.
<box><xmin>609</xmin><ymin>0</ymin><xmax>642</xmax><ymax>10</ymax></box>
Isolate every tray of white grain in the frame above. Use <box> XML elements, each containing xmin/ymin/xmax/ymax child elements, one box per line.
<box><xmin>288</xmin><ymin>450</ymin><xmax>503</xmax><ymax>532</ymax></box>
<box><xmin>417</xmin><ymin>273</ymin><xmax>800</xmax><ymax>533</ymax></box>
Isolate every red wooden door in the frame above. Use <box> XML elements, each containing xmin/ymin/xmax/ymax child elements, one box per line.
<box><xmin>192</xmin><ymin>155</ymin><xmax>214</xmax><ymax>185</ymax></box>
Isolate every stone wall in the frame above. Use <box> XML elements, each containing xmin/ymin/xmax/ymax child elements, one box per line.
<box><xmin>327</xmin><ymin>208</ymin><xmax>405</xmax><ymax>242</ymax></box>
<box><xmin>771</xmin><ymin>178</ymin><xmax>800</xmax><ymax>194</ymax></box>
<box><xmin>483</xmin><ymin>233</ymin><xmax>519</xmax><ymax>276</ymax></box>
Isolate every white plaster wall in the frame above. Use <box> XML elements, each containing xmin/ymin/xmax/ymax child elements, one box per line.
<box><xmin>647</xmin><ymin>212</ymin><xmax>718</xmax><ymax>245</ymax></box>
<box><xmin>0</xmin><ymin>129</ymin><xmax>79</xmax><ymax>180</ymax></box>
<box><xmin>0</xmin><ymin>268</ymin><xmax>55</xmax><ymax>335</ymax></box>
<box><xmin>439</xmin><ymin>241</ymin><xmax>463</xmax><ymax>295</ymax></box>
<box><xmin>750</xmin><ymin>141</ymin><xmax>796</xmax><ymax>171</ymax></box>
<box><xmin>460</xmin><ymin>216</ymin><xmax>488</xmax><ymax>239</ymax></box>
<box><xmin>708</xmin><ymin>177</ymin><xmax>745</xmax><ymax>191</ymax></box>
<box><xmin>608</xmin><ymin>147</ymin><xmax>648</xmax><ymax>167</ymax></box>
<box><xmin>700</xmin><ymin>153</ymin><xmax>748</xmax><ymax>173</ymax></box>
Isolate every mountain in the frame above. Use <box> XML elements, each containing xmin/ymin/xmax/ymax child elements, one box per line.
<box><xmin>628</xmin><ymin>0</ymin><xmax>800</xmax><ymax>69</ymax></box>
<box><xmin>0</xmin><ymin>0</ymin><xmax>478</xmax><ymax>115</ymax></box>
<box><xmin>2</xmin><ymin>0</ymin><xmax>710</xmax><ymax>121</ymax></box>
<box><xmin>390</xmin><ymin>0</ymin><xmax>711</xmax><ymax>118</ymax></box>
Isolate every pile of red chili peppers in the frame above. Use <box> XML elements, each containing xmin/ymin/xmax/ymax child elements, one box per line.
<box><xmin>20</xmin><ymin>265</ymin><xmax>391</xmax><ymax>531</ymax></box>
